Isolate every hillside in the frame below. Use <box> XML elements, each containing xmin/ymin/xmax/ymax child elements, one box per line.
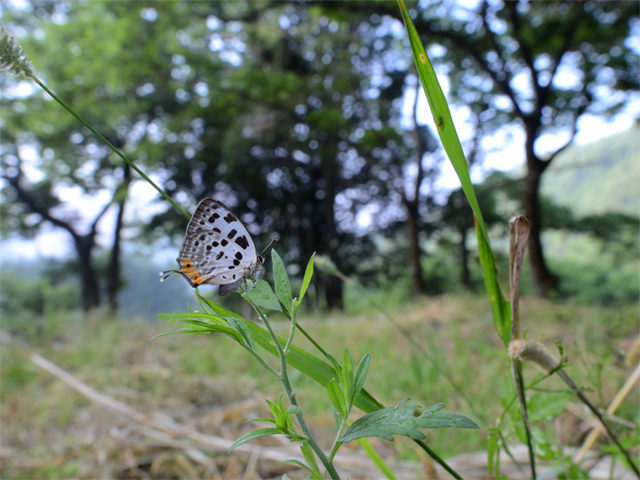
<box><xmin>541</xmin><ymin>122</ymin><xmax>640</xmax><ymax>217</ymax></box>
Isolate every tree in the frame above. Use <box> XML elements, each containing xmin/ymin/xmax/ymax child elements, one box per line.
<box><xmin>1</xmin><ymin>2</ymin><xmax>196</xmax><ymax>311</ymax></box>
<box><xmin>412</xmin><ymin>1</ymin><xmax>639</xmax><ymax>296</ymax></box>
<box><xmin>322</xmin><ymin>1</ymin><xmax>639</xmax><ymax>296</ymax></box>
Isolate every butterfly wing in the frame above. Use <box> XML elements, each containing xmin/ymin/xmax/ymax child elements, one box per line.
<box><xmin>167</xmin><ymin>199</ymin><xmax>259</xmax><ymax>288</ymax></box>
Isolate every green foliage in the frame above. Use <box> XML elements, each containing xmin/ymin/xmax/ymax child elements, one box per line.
<box><xmin>340</xmin><ymin>399</ymin><xmax>478</xmax><ymax>443</ymax></box>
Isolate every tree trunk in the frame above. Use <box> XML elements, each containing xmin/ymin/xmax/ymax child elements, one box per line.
<box><xmin>75</xmin><ymin>234</ymin><xmax>101</xmax><ymax>312</ymax></box>
<box><xmin>107</xmin><ymin>165</ymin><xmax>131</xmax><ymax>313</ymax></box>
<box><xmin>523</xmin><ymin>126</ymin><xmax>559</xmax><ymax>296</ymax></box>
<box><xmin>321</xmin><ymin>158</ymin><xmax>343</xmax><ymax>311</ymax></box>
<box><xmin>405</xmin><ymin>200</ymin><xmax>424</xmax><ymax>295</ymax></box>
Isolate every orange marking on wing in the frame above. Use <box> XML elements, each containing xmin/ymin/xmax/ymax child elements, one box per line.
<box><xmin>179</xmin><ymin>258</ymin><xmax>200</xmax><ymax>279</ymax></box>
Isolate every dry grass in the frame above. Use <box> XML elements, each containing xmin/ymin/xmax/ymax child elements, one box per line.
<box><xmin>1</xmin><ymin>294</ymin><xmax>638</xmax><ymax>478</ymax></box>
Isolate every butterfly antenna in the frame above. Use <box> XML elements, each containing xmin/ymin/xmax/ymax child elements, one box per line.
<box><xmin>260</xmin><ymin>233</ymin><xmax>279</xmax><ymax>256</ymax></box>
<box><xmin>159</xmin><ymin>270</ymin><xmax>176</xmax><ymax>282</ymax></box>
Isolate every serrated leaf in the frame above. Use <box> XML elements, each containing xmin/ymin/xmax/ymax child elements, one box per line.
<box><xmin>299</xmin><ymin>253</ymin><xmax>315</xmax><ymax>302</ymax></box>
<box><xmin>327</xmin><ymin>379</ymin><xmax>347</xmax><ymax>418</ymax></box>
<box><xmin>287</xmin><ymin>405</ymin><xmax>303</xmax><ymax>415</ymax></box>
<box><xmin>352</xmin><ymin>354</ymin><xmax>371</xmax><ymax>405</ymax></box>
<box><xmin>340</xmin><ymin>400</ymin><xmax>478</xmax><ymax>443</ymax></box>
<box><xmin>272</xmin><ymin>250</ymin><xmax>293</xmax><ymax>313</ymax></box>
<box><xmin>228</xmin><ymin>428</ymin><xmax>280</xmax><ymax>453</ymax></box>
<box><xmin>243</xmin><ymin>280</ymin><xmax>282</xmax><ymax>311</ymax></box>
<box><xmin>416</xmin><ymin>403</ymin><xmax>479</xmax><ymax>429</ymax></box>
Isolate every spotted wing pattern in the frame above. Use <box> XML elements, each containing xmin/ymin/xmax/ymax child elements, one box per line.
<box><xmin>161</xmin><ymin>198</ymin><xmax>261</xmax><ymax>295</ymax></box>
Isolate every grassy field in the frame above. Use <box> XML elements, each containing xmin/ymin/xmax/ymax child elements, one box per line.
<box><xmin>1</xmin><ymin>292</ymin><xmax>638</xmax><ymax>478</ymax></box>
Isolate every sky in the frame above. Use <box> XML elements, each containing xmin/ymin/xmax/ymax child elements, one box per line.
<box><xmin>2</xmin><ymin>2</ymin><xmax>639</xmax><ymax>264</ymax></box>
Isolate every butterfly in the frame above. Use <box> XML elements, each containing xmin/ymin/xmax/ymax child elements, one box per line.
<box><xmin>160</xmin><ymin>198</ymin><xmax>277</xmax><ymax>296</ymax></box>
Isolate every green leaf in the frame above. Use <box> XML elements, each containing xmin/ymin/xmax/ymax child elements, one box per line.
<box><xmin>341</xmin><ymin>350</ymin><xmax>354</xmax><ymax>403</ymax></box>
<box><xmin>396</xmin><ymin>0</ymin><xmax>510</xmax><ymax>344</ymax></box>
<box><xmin>228</xmin><ymin>428</ymin><xmax>280</xmax><ymax>453</ymax></box>
<box><xmin>332</xmin><ymin>406</ymin><xmax>342</xmax><ymax>430</ymax></box>
<box><xmin>287</xmin><ymin>405</ymin><xmax>303</xmax><ymax>415</ymax></box>
<box><xmin>226</xmin><ymin>316</ymin><xmax>256</xmax><ymax>350</ymax></box>
<box><xmin>340</xmin><ymin>399</ymin><xmax>478</xmax><ymax>443</ymax></box>
<box><xmin>151</xmin><ymin>323</ymin><xmax>244</xmax><ymax>343</ymax></box>
<box><xmin>246</xmin><ymin>417</ymin><xmax>275</xmax><ymax>424</ymax></box>
<box><xmin>243</xmin><ymin>280</ymin><xmax>282</xmax><ymax>311</ymax></box>
<box><xmin>272</xmin><ymin>249</ymin><xmax>293</xmax><ymax>313</ymax></box>
<box><xmin>352</xmin><ymin>354</ymin><xmax>371</xmax><ymax>405</ymax></box>
<box><xmin>327</xmin><ymin>379</ymin><xmax>347</xmax><ymax>418</ymax></box>
<box><xmin>241</xmin><ymin>320</ymin><xmax>381</xmax><ymax>413</ymax></box>
<box><xmin>526</xmin><ymin>391</ymin><xmax>572</xmax><ymax>424</ymax></box>
<box><xmin>283</xmin><ymin>460</ymin><xmax>311</xmax><ymax>472</ymax></box>
<box><xmin>300</xmin><ymin>442</ymin><xmax>319</xmax><ymax>472</ymax></box>
<box><xmin>299</xmin><ymin>253</ymin><xmax>315</xmax><ymax>303</ymax></box>
<box><xmin>275</xmin><ymin>406</ymin><xmax>289</xmax><ymax>432</ymax></box>
<box><xmin>416</xmin><ymin>403</ymin><xmax>480</xmax><ymax>429</ymax></box>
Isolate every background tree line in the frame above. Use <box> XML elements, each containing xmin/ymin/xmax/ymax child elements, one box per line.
<box><xmin>1</xmin><ymin>0</ymin><xmax>637</xmax><ymax>314</ymax></box>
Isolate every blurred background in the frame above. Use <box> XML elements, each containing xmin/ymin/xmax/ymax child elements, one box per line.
<box><xmin>1</xmin><ymin>1</ymin><xmax>638</xmax><ymax>316</ymax></box>
<box><xmin>0</xmin><ymin>1</ymin><xmax>639</xmax><ymax>477</ymax></box>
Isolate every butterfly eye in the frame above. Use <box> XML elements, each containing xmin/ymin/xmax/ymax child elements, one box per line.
<box><xmin>257</xmin><ymin>256</ymin><xmax>265</xmax><ymax>264</ymax></box>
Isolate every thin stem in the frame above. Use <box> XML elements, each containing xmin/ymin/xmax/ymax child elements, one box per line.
<box><xmin>251</xmin><ymin>302</ymin><xmax>340</xmax><ymax>480</ymax></box>
<box><xmin>558</xmin><ymin>369</ymin><xmax>640</xmax><ymax>478</ymax></box>
<box><xmin>283</xmin><ymin>308</ymin><xmax>297</xmax><ymax>355</ymax></box>
<box><xmin>28</xmin><ymin>74</ymin><xmax>190</xmax><ymax>220</ymax></box>
<box><xmin>513</xmin><ymin>359</ymin><xmax>537</xmax><ymax>480</ymax></box>
<box><xmin>328</xmin><ymin>419</ymin><xmax>347</xmax><ymax>463</ymax></box>
<box><xmin>414</xmin><ymin>439</ymin><xmax>463</xmax><ymax>480</ymax></box>
<box><xmin>243</xmin><ymin>345</ymin><xmax>279</xmax><ymax>377</ymax></box>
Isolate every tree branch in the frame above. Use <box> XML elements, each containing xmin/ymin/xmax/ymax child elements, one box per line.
<box><xmin>3</xmin><ymin>148</ymin><xmax>79</xmax><ymax>241</ymax></box>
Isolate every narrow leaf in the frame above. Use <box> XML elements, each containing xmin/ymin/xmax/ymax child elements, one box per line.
<box><xmin>327</xmin><ymin>379</ymin><xmax>347</xmax><ymax>418</ymax></box>
<box><xmin>396</xmin><ymin>0</ymin><xmax>511</xmax><ymax>344</ymax></box>
<box><xmin>299</xmin><ymin>253</ymin><xmax>315</xmax><ymax>302</ymax></box>
<box><xmin>272</xmin><ymin>249</ymin><xmax>293</xmax><ymax>313</ymax></box>
<box><xmin>228</xmin><ymin>428</ymin><xmax>280</xmax><ymax>453</ymax></box>
<box><xmin>243</xmin><ymin>280</ymin><xmax>282</xmax><ymax>311</ymax></box>
<box><xmin>300</xmin><ymin>442</ymin><xmax>319</xmax><ymax>472</ymax></box>
<box><xmin>341</xmin><ymin>350</ymin><xmax>355</xmax><ymax>402</ymax></box>
<box><xmin>332</xmin><ymin>406</ymin><xmax>342</xmax><ymax>430</ymax></box>
<box><xmin>352</xmin><ymin>354</ymin><xmax>371</xmax><ymax>405</ymax></box>
<box><xmin>246</xmin><ymin>417</ymin><xmax>275</xmax><ymax>424</ymax></box>
<box><xmin>226</xmin><ymin>316</ymin><xmax>256</xmax><ymax>350</ymax></box>
<box><xmin>283</xmin><ymin>460</ymin><xmax>311</xmax><ymax>472</ymax></box>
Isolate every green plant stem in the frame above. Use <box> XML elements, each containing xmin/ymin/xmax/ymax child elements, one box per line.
<box><xmin>252</xmin><ymin>302</ymin><xmax>340</xmax><ymax>480</ymax></box>
<box><xmin>328</xmin><ymin>419</ymin><xmax>347</xmax><ymax>463</ymax></box>
<box><xmin>513</xmin><ymin>359</ymin><xmax>537</xmax><ymax>479</ymax></box>
<box><xmin>415</xmin><ymin>439</ymin><xmax>463</xmax><ymax>480</ymax></box>
<box><xmin>28</xmin><ymin>74</ymin><xmax>190</xmax><ymax>220</ymax></box>
<box><xmin>242</xmin><ymin>345</ymin><xmax>279</xmax><ymax>377</ymax></box>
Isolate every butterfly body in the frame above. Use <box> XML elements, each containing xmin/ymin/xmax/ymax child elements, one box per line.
<box><xmin>161</xmin><ymin>198</ymin><xmax>271</xmax><ymax>296</ymax></box>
